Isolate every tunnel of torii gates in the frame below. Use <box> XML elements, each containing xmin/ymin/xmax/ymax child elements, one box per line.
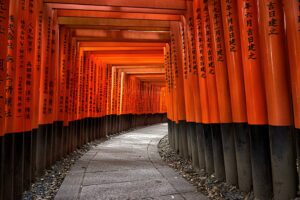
<box><xmin>0</xmin><ymin>0</ymin><xmax>299</xmax><ymax>200</ymax></box>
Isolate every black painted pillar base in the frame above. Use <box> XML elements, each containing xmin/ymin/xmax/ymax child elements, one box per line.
<box><xmin>52</xmin><ymin>121</ymin><xmax>59</xmax><ymax>163</ymax></box>
<box><xmin>234</xmin><ymin>123</ymin><xmax>252</xmax><ymax>192</ymax></box>
<box><xmin>95</xmin><ymin>118</ymin><xmax>99</xmax><ymax>139</ymax></box>
<box><xmin>14</xmin><ymin>132</ymin><xmax>24</xmax><ymax>200</ymax></box>
<box><xmin>124</xmin><ymin>115</ymin><xmax>127</xmax><ymax>131</ymax></box>
<box><xmin>190</xmin><ymin>122</ymin><xmax>199</xmax><ymax>169</ymax></box>
<box><xmin>172</xmin><ymin>121</ymin><xmax>176</xmax><ymax>150</ymax></box>
<box><xmin>101</xmin><ymin>117</ymin><xmax>104</xmax><ymax>137</ymax></box>
<box><xmin>186</xmin><ymin>122</ymin><xmax>192</xmax><ymax>159</ymax></box>
<box><xmin>112</xmin><ymin>115</ymin><xmax>116</xmax><ymax>134</ymax></box>
<box><xmin>54</xmin><ymin>121</ymin><xmax>63</xmax><ymax>161</ymax></box>
<box><xmin>123</xmin><ymin>115</ymin><xmax>127</xmax><ymax>131</ymax></box>
<box><xmin>70</xmin><ymin>121</ymin><xmax>74</xmax><ymax>152</ymax></box>
<box><xmin>62</xmin><ymin>125</ymin><xmax>68</xmax><ymax>157</ymax></box>
<box><xmin>167</xmin><ymin>119</ymin><xmax>173</xmax><ymax>148</ymax></box>
<box><xmin>174</xmin><ymin>122</ymin><xmax>179</xmax><ymax>154</ymax></box>
<box><xmin>69</xmin><ymin>121</ymin><xmax>74</xmax><ymax>152</ymax></box>
<box><xmin>73</xmin><ymin>121</ymin><xmax>78</xmax><ymax>150</ymax></box>
<box><xmin>74</xmin><ymin>121</ymin><xmax>79</xmax><ymax>148</ymax></box>
<box><xmin>97</xmin><ymin>118</ymin><xmax>101</xmax><ymax>139</ymax></box>
<box><xmin>203</xmin><ymin>124</ymin><xmax>214</xmax><ymax>175</ymax></box>
<box><xmin>179</xmin><ymin>121</ymin><xmax>188</xmax><ymax>159</ymax></box>
<box><xmin>250</xmin><ymin>125</ymin><xmax>273</xmax><ymax>200</ymax></box>
<box><xmin>102</xmin><ymin>117</ymin><xmax>107</xmax><ymax>138</ymax></box>
<box><xmin>3</xmin><ymin>133</ymin><xmax>14</xmax><ymax>200</ymax></box>
<box><xmin>93</xmin><ymin>118</ymin><xmax>97</xmax><ymax>139</ymax></box>
<box><xmin>269</xmin><ymin>126</ymin><xmax>297</xmax><ymax>200</ymax></box>
<box><xmin>105</xmin><ymin>115</ymin><xmax>110</xmax><ymax>135</ymax></box>
<box><xmin>46</xmin><ymin>124</ymin><xmax>53</xmax><ymax>169</ymax></box>
<box><xmin>31</xmin><ymin>128</ymin><xmax>37</xmax><ymax>182</ymax></box>
<box><xmin>110</xmin><ymin>115</ymin><xmax>114</xmax><ymax>135</ymax></box>
<box><xmin>171</xmin><ymin>120</ymin><xmax>175</xmax><ymax>149</ymax></box>
<box><xmin>211</xmin><ymin>124</ymin><xmax>225</xmax><ymax>181</ymax></box>
<box><xmin>91</xmin><ymin>118</ymin><xmax>96</xmax><ymax>141</ymax></box>
<box><xmin>59</xmin><ymin>122</ymin><xmax>64</xmax><ymax>160</ymax></box>
<box><xmin>35</xmin><ymin>125</ymin><xmax>47</xmax><ymax>177</ymax></box>
<box><xmin>132</xmin><ymin>115</ymin><xmax>135</xmax><ymax>129</ymax></box>
<box><xmin>82</xmin><ymin>119</ymin><xmax>86</xmax><ymax>145</ymax></box>
<box><xmin>296</xmin><ymin>128</ymin><xmax>300</xmax><ymax>193</ymax></box>
<box><xmin>89</xmin><ymin>118</ymin><xmax>92</xmax><ymax>141</ymax></box>
<box><xmin>87</xmin><ymin>118</ymin><xmax>92</xmax><ymax>142</ymax></box>
<box><xmin>82</xmin><ymin>119</ymin><xmax>86</xmax><ymax>144</ymax></box>
<box><xmin>118</xmin><ymin>115</ymin><xmax>121</xmax><ymax>132</ymax></box>
<box><xmin>113</xmin><ymin>115</ymin><xmax>118</xmax><ymax>134</ymax></box>
<box><xmin>221</xmin><ymin>123</ymin><xmax>238</xmax><ymax>185</ymax></box>
<box><xmin>0</xmin><ymin>136</ymin><xmax>3</xmax><ymax>200</ymax></box>
<box><xmin>79</xmin><ymin>119</ymin><xmax>84</xmax><ymax>147</ymax></box>
<box><xmin>196</xmin><ymin>123</ymin><xmax>206</xmax><ymax>170</ymax></box>
<box><xmin>23</xmin><ymin>131</ymin><xmax>32</xmax><ymax>191</ymax></box>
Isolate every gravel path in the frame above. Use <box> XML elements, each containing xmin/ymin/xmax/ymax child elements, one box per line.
<box><xmin>22</xmin><ymin>126</ymin><xmax>300</xmax><ymax>200</ymax></box>
<box><xmin>54</xmin><ymin>123</ymin><xmax>207</xmax><ymax>200</ymax></box>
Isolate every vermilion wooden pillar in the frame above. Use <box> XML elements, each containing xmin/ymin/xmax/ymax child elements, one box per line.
<box><xmin>208</xmin><ymin>0</ymin><xmax>237</xmax><ymax>186</ymax></box>
<box><xmin>257</xmin><ymin>0</ymin><xmax>296</xmax><ymax>198</ymax></box>
<box><xmin>237</xmin><ymin>0</ymin><xmax>272</xmax><ymax>198</ymax></box>
<box><xmin>170</xmin><ymin>22</ymin><xmax>188</xmax><ymax>159</ymax></box>
<box><xmin>199</xmin><ymin>0</ymin><xmax>225</xmax><ymax>180</ymax></box>
<box><xmin>23</xmin><ymin>0</ymin><xmax>39</xmax><ymax>191</ymax></box>
<box><xmin>32</xmin><ymin>0</ymin><xmax>43</xmax><ymax>181</ymax></box>
<box><xmin>184</xmin><ymin>3</ymin><xmax>203</xmax><ymax>169</ymax></box>
<box><xmin>193</xmin><ymin>0</ymin><xmax>209</xmax><ymax>172</ymax></box>
<box><xmin>165</xmin><ymin>44</ymin><xmax>175</xmax><ymax>149</ymax></box>
<box><xmin>0</xmin><ymin>0</ymin><xmax>10</xmax><ymax>199</ymax></box>
<box><xmin>220</xmin><ymin>0</ymin><xmax>251</xmax><ymax>192</ymax></box>
<box><xmin>12</xmin><ymin>0</ymin><xmax>28</xmax><ymax>198</ymax></box>
<box><xmin>282</xmin><ymin>0</ymin><xmax>300</xmax><ymax>194</ymax></box>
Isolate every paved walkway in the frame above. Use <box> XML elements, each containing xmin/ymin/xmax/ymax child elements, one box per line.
<box><xmin>55</xmin><ymin>123</ymin><xmax>208</xmax><ymax>200</ymax></box>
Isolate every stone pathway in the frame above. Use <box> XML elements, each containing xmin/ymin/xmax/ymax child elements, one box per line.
<box><xmin>55</xmin><ymin>123</ymin><xmax>208</xmax><ymax>200</ymax></box>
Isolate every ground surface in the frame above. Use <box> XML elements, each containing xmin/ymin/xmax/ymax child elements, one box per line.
<box><xmin>23</xmin><ymin>141</ymin><xmax>101</xmax><ymax>200</ymax></box>
<box><xmin>54</xmin><ymin>123</ymin><xmax>208</xmax><ymax>200</ymax></box>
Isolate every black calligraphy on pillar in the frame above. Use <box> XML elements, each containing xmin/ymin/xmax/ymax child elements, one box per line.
<box><xmin>36</xmin><ymin>11</ymin><xmax>42</xmax><ymax>72</ymax></box>
<box><xmin>42</xmin><ymin>16</ymin><xmax>52</xmax><ymax>115</ymax></box>
<box><xmin>164</xmin><ymin>46</ymin><xmax>172</xmax><ymax>90</ymax></box>
<box><xmin>25</xmin><ymin>0</ymin><xmax>35</xmax><ymax>120</ymax></box>
<box><xmin>0</xmin><ymin>0</ymin><xmax>8</xmax><ymax>35</ymax></box>
<box><xmin>225</xmin><ymin>0</ymin><xmax>237</xmax><ymax>52</ymax></box>
<box><xmin>188</xmin><ymin>17</ymin><xmax>198</xmax><ymax>76</ymax></box>
<box><xmin>17</xmin><ymin>18</ymin><xmax>26</xmax><ymax>118</ymax></box>
<box><xmin>298</xmin><ymin>0</ymin><xmax>300</xmax><ymax>32</ymax></box>
<box><xmin>170</xmin><ymin>33</ymin><xmax>178</xmax><ymax>80</ymax></box>
<box><xmin>244</xmin><ymin>0</ymin><xmax>257</xmax><ymax>60</ymax></box>
<box><xmin>196</xmin><ymin>8</ymin><xmax>206</xmax><ymax>78</ymax></box>
<box><xmin>6</xmin><ymin>13</ymin><xmax>16</xmax><ymax>120</ymax></box>
<box><xmin>180</xmin><ymin>25</ymin><xmax>188</xmax><ymax>80</ymax></box>
<box><xmin>0</xmin><ymin>0</ymin><xmax>9</xmax><ymax>121</ymax></box>
<box><xmin>204</xmin><ymin>3</ymin><xmax>215</xmax><ymax>75</ymax></box>
<box><xmin>267</xmin><ymin>1</ymin><xmax>279</xmax><ymax>35</ymax></box>
<box><xmin>79</xmin><ymin>54</ymin><xmax>84</xmax><ymax>114</ymax></box>
<box><xmin>213</xmin><ymin>0</ymin><xmax>225</xmax><ymax>62</ymax></box>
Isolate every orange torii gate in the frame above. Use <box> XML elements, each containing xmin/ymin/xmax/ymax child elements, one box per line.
<box><xmin>0</xmin><ymin>1</ymin><xmax>299</xmax><ymax>200</ymax></box>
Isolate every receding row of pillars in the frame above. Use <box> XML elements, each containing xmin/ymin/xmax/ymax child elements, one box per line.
<box><xmin>168</xmin><ymin>120</ymin><xmax>299</xmax><ymax>200</ymax></box>
<box><xmin>0</xmin><ymin>114</ymin><xmax>167</xmax><ymax>200</ymax></box>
